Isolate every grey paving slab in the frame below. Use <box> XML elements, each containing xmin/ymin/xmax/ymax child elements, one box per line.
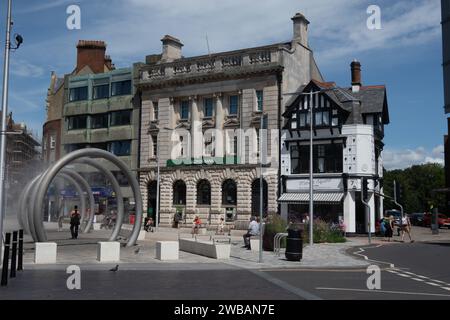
<box><xmin>20</xmin><ymin>226</ymin><xmax>369</xmax><ymax>271</ymax></box>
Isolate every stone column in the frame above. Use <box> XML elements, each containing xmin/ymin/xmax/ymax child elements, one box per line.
<box><xmin>210</xmin><ymin>172</ymin><xmax>222</xmax><ymax>215</ymax></box>
<box><xmin>185</xmin><ymin>178</ymin><xmax>196</xmax><ymax>214</ymax></box>
<box><xmin>214</xmin><ymin>93</ymin><xmax>224</xmax><ymax>160</ymax></box>
<box><xmin>140</xmin><ymin>98</ymin><xmax>153</xmax><ymax>166</ymax></box>
<box><xmin>190</xmin><ymin>96</ymin><xmax>202</xmax><ymax>161</ymax></box>
<box><xmin>237</xmin><ymin>171</ymin><xmax>252</xmax><ymax>219</ymax></box>
<box><xmin>158</xmin><ymin>98</ymin><xmax>174</xmax><ymax>166</ymax></box>
<box><xmin>344</xmin><ymin>191</ymin><xmax>356</xmax><ymax>233</ymax></box>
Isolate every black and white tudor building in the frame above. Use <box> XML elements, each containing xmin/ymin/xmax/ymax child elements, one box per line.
<box><xmin>279</xmin><ymin>61</ymin><xmax>390</xmax><ymax>234</ymax></box>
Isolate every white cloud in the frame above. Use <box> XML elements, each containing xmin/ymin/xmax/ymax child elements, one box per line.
<box><xmin>17</xmin><ymin>0</ymin><xmax>84</xmax><ymax>14</ymax></box>
<box><xmin>10</xmin><ymin>59</ymin><xmax>45</xmax><ymax>78</ymax></box>
<box><xmin>16</xmin><ymin>0</ymin><xmax>441</xmax><ymax>72</ymax></box>
<box><xmin>384</xmin><ymin>145</ymin><xmax>445</xmax><ymax>170</ymax></box>
<box><xmin>34</xmin><ymin>0</ymin><xmax>438</xmax><ymax>66</ymax></box>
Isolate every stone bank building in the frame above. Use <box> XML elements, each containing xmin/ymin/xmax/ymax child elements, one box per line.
<box><xmin>136</xmin><ymin>13</ymin><xmax>324</xmax><ymax>226</ymax></box>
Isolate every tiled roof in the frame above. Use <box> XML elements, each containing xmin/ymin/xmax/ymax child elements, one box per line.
<box><xmin>345</xmin><ymin>86</ymin><xmax>386</xmax><ymax>114</ymax></box>
<box><xmin>283</xmin><ymin>80</ymin><xmax>389</xmax><ymax>124</ymax></box>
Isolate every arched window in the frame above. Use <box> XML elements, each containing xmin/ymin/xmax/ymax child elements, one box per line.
<box><xmin>222</xmin><ymin>179</ymin><xmax>237</xmax><ymax>206</ymax></box>
<box><xmin>197</xmin><ymin>180</ymin><xmax>211</xmax><ymax>205</ymax></box>
<box><xmin>173</xmin><ymin>180</ymin><xmax>186</xmax><ymax>205</ymax></box>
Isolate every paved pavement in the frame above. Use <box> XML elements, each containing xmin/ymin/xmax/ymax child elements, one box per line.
<box><xmin>18</xmin><ymin>225</ymin><xmax>368</xmax><ymax>270</ymax></box>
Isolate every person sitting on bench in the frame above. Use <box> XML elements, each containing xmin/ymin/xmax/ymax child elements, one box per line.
<box><xmin>243</xmin><ymin>216</ymin><xmax>260</xmax><ymax>249</ymax></box>
<box><xmin>192</xmin><ymin>215</ymin><xmax>202</xmax><ymax>235</ymax></box>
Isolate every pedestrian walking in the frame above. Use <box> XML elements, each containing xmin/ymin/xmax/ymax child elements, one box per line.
<box><xmin>384</xmin><ymin>215</ymin><xmax>394</xmax><ymax>242</ymax></box>
<box><xmin>70</xmin><ymin>205</ymin><xmax>81</xmax><ymax>239</ymax></box>
<box><xmin>216</xmin><ymin>216</ymin><xmax>225</xmax><ymax>235</ymax></box>
<box><xmin>400</xmin><ymin>215</ymin><xmax>414</xmax><ymax>243</ymax></box>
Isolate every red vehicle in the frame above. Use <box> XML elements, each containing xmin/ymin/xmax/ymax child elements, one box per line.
<box><xmin>422</xmin><ymin>213</ymin><xmax>450</xmax><ymax>228</ymax></box>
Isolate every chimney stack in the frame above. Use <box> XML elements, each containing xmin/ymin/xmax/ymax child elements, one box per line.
<box><xmin>104</xmin><ymin>55</ymin><xmax>115</xmax><ymax>70</ymax></box>
<box><xmin>76</xmin><ymin>40</ymin><xmax>107</xmax><ymax>74</ymax></box>
<box><xmin>161</xmin><ymin>35</ymin><xmax>183</xmax><ymax>62</ymax></box>
<box><xmin>351</xmin><ymin>60</ymin><xmax>362</xmax><ymax>93</ymax></box>
<box><xmin>291</xmin><ymin>12</ymin><xmax>309</xmax><ymax>47</ymax></box>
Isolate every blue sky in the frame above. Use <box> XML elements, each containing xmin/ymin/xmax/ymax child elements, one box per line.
<box><xmin>0</xmin><ymin>0</ymin><xmax>445</xmax><ymax>169</ymax></box>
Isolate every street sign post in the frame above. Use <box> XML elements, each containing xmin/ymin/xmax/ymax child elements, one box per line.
<box><xmin>361</xmin><ymin>177</ymin><xmax>371</xmax><ymax>244</ymax></box>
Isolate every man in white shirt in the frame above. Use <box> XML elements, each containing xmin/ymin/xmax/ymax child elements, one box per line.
<box><xmin>243</xmin><ymin>216</ymin><xmax>260</xmax><ymax>249</ymax></box>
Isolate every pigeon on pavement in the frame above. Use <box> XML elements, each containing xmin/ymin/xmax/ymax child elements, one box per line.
<box><xmin>109</xmin><ymin>265</ymin><xmax>119</xmax><ymax>272</ymax></box>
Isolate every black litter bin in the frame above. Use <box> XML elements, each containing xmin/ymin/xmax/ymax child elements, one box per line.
<box><xmin>285</xmin><ymin>227</ymin><xmax>303</xmax><ymax>261</ymax></box>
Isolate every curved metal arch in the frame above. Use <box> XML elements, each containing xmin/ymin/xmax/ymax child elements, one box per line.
<box><xmin>60</xmin><ymin>169</ymin><xmax>95</xmax><ymax>235</ymax></box>
<box><xmin>18</xmin><ymin>174</ymin><xmax>42</xmax><ymax>235</ymax></box>
<box><xmin>25</xmin><ymin>172</ymin><xmax>86</xmax><ymax>240</ymax></box>
<box><xmin>74</xmin><ymin>158</ymin><xmax>124</xmax><ymax>240</ymax></box>
<box><xmin>28</xmin><ymin>172</ymin><xmax>50</xmax><ymax>241</ymax></box>
<box><xmin>19</xmin><ymin>172</ymin><xmax>90</xmax><ymax>237</ymax></box>
<box><xmin>33</xmin><ymin>149</ymin><xmax>143</xmax><ymax>247</ymax></box>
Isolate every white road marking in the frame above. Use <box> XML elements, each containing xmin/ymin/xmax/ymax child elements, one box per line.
<box><xmin>316</xmin><ymin>287</ymin><xmax>450</xmax><ymax>297</ymax></box>
<box><xmin>354</xmin><ymin>246</ymin><xmax>395</xmax><ymax>268</ymax></box>
<box><xmin>426</xmin><ymin>282</ymin><xmax>442</xmax><ymax>287</ymax></box>
<box><xmin>387</xmin><ymin>270</ymin><xmax>399</xmax><ymax>274</ymax></box>
<box><xmin>398</xmin><ymin>273</ymin><xmax>412</xmax><ymax>278</ymax></box>
<box><xmin>387</xmin><ymin>268</ymin><xmax>450</xmax><ymax>292</ymax></box>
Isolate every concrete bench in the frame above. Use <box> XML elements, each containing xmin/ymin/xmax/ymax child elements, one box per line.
<box><xmin>179</xmin><ymin>238</ymin><xmax>230</xmax><ymax>260</ymax></box>
<box><xmin>97</xmin><ymin>242</ymin><xmax>120</xmax><ymax>262</ymax></box>
<box><xmin>35</xmin><ymin>242</ymin><xmax>57</xmax><ymax>264</ymax></box>
<box><xmin>138</xmin><ymin>230</ymin><xmax>146</xmax><ymax>241</ymax></box>
<box><xmin>93</xmin><ymin>223</ymin><xmax>102</xmax><ymax>231</ymax></box>
<box><xmin>250</xmin><ymin>238</ymin><xmax>261</xmax><ymax>252</ymax></box>
<box><xmin>156</xmin><ymin>241</ymin><xmax>179</xmax><ymax>261</ymax></box>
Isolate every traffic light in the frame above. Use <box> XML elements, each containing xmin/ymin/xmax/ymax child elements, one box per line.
<box><xmin>394</xmin><ymin>181</ymin><xmax>403</xmax><ymax>203</ymax></box>
<box><xmin>361</xmin><ymin>177</ymin><xmax>369</xmax><ymax>201</ymax></box>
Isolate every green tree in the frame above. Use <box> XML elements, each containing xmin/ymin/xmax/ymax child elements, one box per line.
<box><xmin>383</xmin><ymin>163</ymin><xmax>445</xmax><ymax>213</ymax></box>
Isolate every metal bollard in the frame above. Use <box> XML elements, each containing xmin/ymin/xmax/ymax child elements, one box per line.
<box><xmin>1</xmin><ymin>233</ymin><xmax>11</xmax><ymax>286</ymax></box>
<box><xmin>10</xmin><ymin>231</ymin><xmax>18</xmax><ymax>278</ymax></box>
<box><xmin>17</xmin><ymin>230</ymin><xmax>23</xmax><ymax>271</ymax></box>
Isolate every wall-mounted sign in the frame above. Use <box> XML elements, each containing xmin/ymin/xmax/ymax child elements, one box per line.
<box><xmin>286</xmin><ymin>178</ymin><xmax>343</xmax><ymax>192</ymax></box>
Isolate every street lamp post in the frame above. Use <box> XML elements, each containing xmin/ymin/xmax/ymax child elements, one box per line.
<box><xmin>155</xmin><ymin>138</ymin><xmax>161</xmax><ymax>231</ymax></box>
<box><xmin>259</xmin><ymin>113</ymin><xmax>267</xmax><ymax>263</ymax></box>
<box><xmin>0</xmin><ymin>0</ymin><xmax>13</xmax><ymax>263</ymax></box>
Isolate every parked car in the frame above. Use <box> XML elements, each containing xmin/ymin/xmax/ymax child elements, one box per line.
<box><xmin>408</xmin><ymin>213</ymin><xmax>425</xmax><ymax>226</ymax></box>
<box><xmin>422</xmin><ymin>213</ymin><xmax>450</xmax><ymax>228</ymax></box>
